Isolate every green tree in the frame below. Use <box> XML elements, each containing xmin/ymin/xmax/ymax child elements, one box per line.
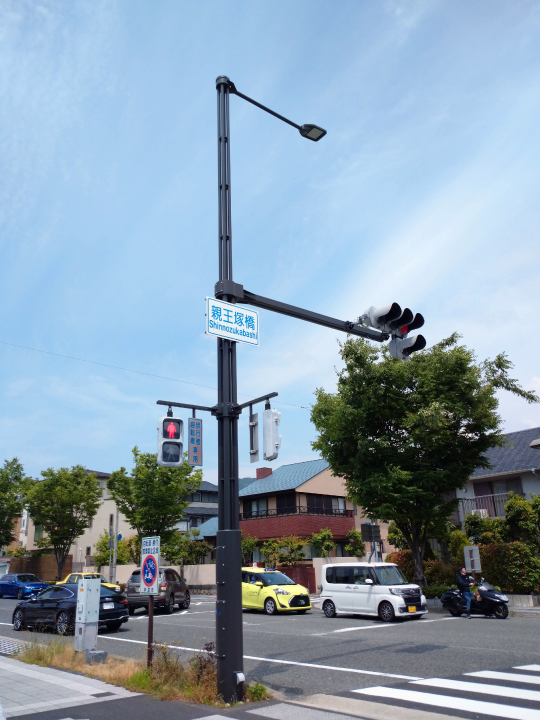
<box><xmin>386</xmin><ymin>522</ymin><xmax>408</xmax><ymax>551</ymax></box>
<box><xmin>260</xmin><ymin>539</ymin><xmax>280</xmax><ymax>567</ymax></box>
<box><xmin>449</xmin><ymin>529</ymin><xmax>471</xmax><ymax>563</ymax></box>
<box><xmin>311</xmin><ymin>334</ymin><xmax>538</xmax><ymax>585</ymax></box>
<box><xmin>0</xmin><ymin>458</ymin><xmax>30</xmax><ymax>549</ymax></box>
<box><xmin>107</xmin><ymin>447</ymin><xmax>201</xmax><ymax>543</ymax></box>
<box><xmin>125</xmin><ymin>535</ymin><xmax>141</xmax><ymax>564</ymax></box>
<box><xmin>504</xmin><ymin>493</ymin><xmax>540</xmax><ymax>550</ymax></box>
<box><xmin>344</xmin><ymin>528</ymin><xmax>366</xmax><ymax>556</ymax></box>
<box><xmin>26</xmin><ymin>466</ymin><xmax>102</xmax><ymax>579</ymax></box>
<box><xmin>277</xmin><ymin>536</ymin><xmax>307</xmax><ymax>566</ymax></box>
<box><xmin>161</xmin><ymin>530</ymin><xmax>213</xmax><ymax>565</ymax></box>
<box><xmin>310</xmin><ymin>528</ymin><xmax>335</xmax><ymax>558</ymax></box>
<box><xmin>93</xmin><ymin>530</ymin><xmax>133</xmax><ymax>568</ymax></box>
<box><xmin>241</xmin><ymin>533</ymin><xmax>259</xmax><ymax>566</ymax></box>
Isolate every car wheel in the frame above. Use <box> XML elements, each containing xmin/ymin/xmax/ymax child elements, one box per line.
<box><xmin>17</xmin><ymin>588</ymin><xmax>24</xmax><ymax>600</ymax></box>
<box><xmin>449</xmin><ymin>609</ymin><xmax>463</xmax><ymax>617</ymax></box>
<box><xmin>264</xmin><ymin>598</ymin><xmax>277</xmax><ymax>615</ymax></box>
<box><xmin>56</xmin><ymin>611</ymin><xmax>71</xmax><ymax>635</ymax></box>
<box><xmin>323</xmin><ymin>600</ymin><xmax>337</xmax><ymax>618</ymax></box>
<box><xmin>494</xmin><ymin>603</ymin><xmax>509</xmax><ymax>620</ymax></box>
<box><xmin>181</xmin><ymin>591</ymin><xmax>191</xmax><ymax>609</ymax></box>
<box><xmin>106</xmin><ymin>621</ymin><xmax>122</xmax><ymax>632</ymax></box>
<box><xmin>13</xmin><ymin>609</ymin><xmax>24</xmax><ymax>631</ymax></box>
<box><xmin>128</xmin><ymin>605</ymin><xmax>136</xmax><ymax>616</ymax></box>
<box><xmin>379</xmin><ymin>601</ymin><xmax>396</xmax><ymax>623</ymax></box>
<box><xmin>0</xmin><ymin>589</ymin><xmax>3</xmax><ymax>598</ymax></box>
<box><xmin>164</xmin><ymin>593</ymin><xmax>175</xmax><ymax>614</ymax></box>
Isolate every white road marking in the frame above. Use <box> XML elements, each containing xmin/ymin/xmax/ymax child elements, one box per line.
<box><xmin>354</xmin><ymin>686</ymin><xmax>540</xmax><ymax>720</ymax></box>
<box><xmin>413</xmin><ymin>677</ymin><xmax>540</xmax><ymax>702</ymax></box>
<box><xmin>515</xmin><ymin>665</ymin><xmax>540</xmax><ymax>672</ymax></box>
<box><xmin>98</xmin><ymin>635</ymin><xmax>420</xmax><ymax>679</ymax></box>
<box><xmin>314</xmin><ymin>624</ymin><xmax>396</xmax><ymax>635</ymax></box>
<box><xmin>467</xmin><ymin>670</ymin><xmax>540</xmax><ymax>685</ymax></box>
<box><xmin>179</xmin><ymin>610</ymin><xmax>188</xmax><ymax>615</ymax></box>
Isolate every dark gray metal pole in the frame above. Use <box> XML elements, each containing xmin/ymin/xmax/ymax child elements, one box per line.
<box><xmin>215</xmin><ymin>75</ymin><xmax>244</xmax><ymax>703</ymax></box>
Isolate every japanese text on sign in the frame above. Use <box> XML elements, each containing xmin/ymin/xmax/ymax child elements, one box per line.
<box><xmin>140</xmin><ymin>536</ymin><xmax>160</xmax><ymax>595</ymax></box>
<box><xmin>206</xmin><ymin>297</ymin><xmax>259</xmax><ymax>346</ymax></box>
<box><xmin>188</xmin><ymin>417</ymin><xmax>203</xmax><ymax>466</ymax></box>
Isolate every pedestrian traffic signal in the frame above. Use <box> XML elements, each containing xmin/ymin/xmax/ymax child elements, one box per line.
<box><xmin>263</xmin><ymin>407</ymin><xmax>281</xmax><ymax>462</ymax></box>
<box><xmin>363</xmin><ymin>302</ymin><xmax>426</xmax><ymax>360</ymax></box>
<box><xmin>157</xmin><ymin>415</ymin><xmax>184</xmax><ymax>467</ymax></box>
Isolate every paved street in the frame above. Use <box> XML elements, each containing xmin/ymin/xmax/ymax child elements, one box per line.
<box><xmin>2</xmin><ymin>594</ymin><xmax>540</xmax><ymax>710</ymax></box>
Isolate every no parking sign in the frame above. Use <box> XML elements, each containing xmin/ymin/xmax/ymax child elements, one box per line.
<box><xmin>141</xmin><ymin>536</ymin><xmax>160</xmax><ymax>595</ymax></box>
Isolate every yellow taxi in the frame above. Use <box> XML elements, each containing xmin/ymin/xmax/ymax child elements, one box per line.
<box><xmin>56</xmin><ymin>572</ymin><xmax>122</xmax><ymax>593</ymax></box>
<box><xmin>241</xmin><ymin>567</ymin><xmax>312</xmax><ymax>615</ymax></box>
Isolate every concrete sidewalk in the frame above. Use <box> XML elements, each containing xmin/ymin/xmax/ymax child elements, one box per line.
<box><xmin>0</xmin><ymin>655</ymin><xmax>138</xmax><ymax>718</ymax></box>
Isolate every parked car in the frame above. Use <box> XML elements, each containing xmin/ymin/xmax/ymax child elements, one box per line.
<box><xmin>12</xmin><ymin>583</ymin><xmax>129</xmax><ymax>634</ymax></box>
<box><xmin>56</xmin><ymin>572</ymin><xmax>121</xmax><ymax>593</ymax></box>
<box><xmin>241</xmin><ymin>567</ymin><xmax>311</xmax><ymax>615</ymax></box>
<box><xmin>320</xmin><ymin>562</ymin><xmax>427</xmax><ymax>622</ymax></box>
<box><xmin>0</xmin><ymin>573</ymin><xmax>49</xmax><ymax>600</ymax></box>
<box><xmin>126</xmin><ymin>567</ymin><xmax>190</xmax><ymax>614</ymax></box>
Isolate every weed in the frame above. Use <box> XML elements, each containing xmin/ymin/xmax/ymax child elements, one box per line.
<box><xmin>245</xmin><ymin>682</ymin><xmax>270</xmax><ymax>702</ymax></box>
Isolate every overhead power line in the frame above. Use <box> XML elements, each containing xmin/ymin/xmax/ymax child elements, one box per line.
<box><xmin>0</xmin><ymin>340</ymin><xmax>310</xmax><ymax>410</ymax></box>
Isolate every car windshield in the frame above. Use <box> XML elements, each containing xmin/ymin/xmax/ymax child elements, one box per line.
<box><xmin>373</xmin><ymin>566</ymin><xmax>410</xmax><ymax>586</ymax></box>
<box><xmin>18</xmin><ymin>575</ymin><xmax>40</xmax><ymax>583</ymax></box>
<box><xmin>260</xmin><ymin>572</ymin><xmax>296</xmax><ymax>586</ymax></box>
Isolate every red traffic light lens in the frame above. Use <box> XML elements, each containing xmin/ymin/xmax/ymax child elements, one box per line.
<box><xmin>400</xmin><ymin>325</ymin><xmax>408</xmax><ymax>334</ymax></box>
<box><xmin>163</xmin><ymin>420</ymin><xmax>181</xmax><ymax>439</ymax></box>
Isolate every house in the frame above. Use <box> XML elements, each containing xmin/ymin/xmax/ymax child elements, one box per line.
<box><xmin>456</xmin><ymin>427</ymin><xmax>540</xmax><ymax>525</ymax></box>
<box><xmin>176</xmin><ymin>480</ymin><xmax>218</xmax><ymax>530</ymax></box>
<box><xmin>196</xmin><ymin>459</ymin><xmax>396</xmax><ymax>562</ymax></box>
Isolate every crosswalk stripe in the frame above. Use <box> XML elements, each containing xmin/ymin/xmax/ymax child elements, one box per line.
<box><xmin>467</xmin><ymin>670</ymin><xmax>540</xmax><ymax>685</ymax></box>
<box><xmin>353</xmin><ymin>686</ymin><xmax>540</xmax><ymax>719</ymax></box>
<box><xmin>412</xmin><ymin>677</ymin><xmax>540</xmax><ymax>702</ymax></box>
<box><xmin>515</xmin><ymin>665</ymin><xmax>540</xmax><ymax>672</ymax></box>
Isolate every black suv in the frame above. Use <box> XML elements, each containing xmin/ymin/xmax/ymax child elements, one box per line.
<box><xmin>126</xmin><ymin>567</ymin><xmax>190</xmax><ymax>614</ymax></box>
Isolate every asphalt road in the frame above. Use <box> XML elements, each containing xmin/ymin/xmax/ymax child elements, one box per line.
<box><xmin>1</xmin><ymin>595</ymin><xmax>539</xmax><ymax>700</ymax></box>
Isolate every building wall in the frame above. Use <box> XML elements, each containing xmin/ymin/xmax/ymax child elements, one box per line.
<box><xmin>297</xmin><ymin>467</ymin><xmax>347</xmax><ymax>496</ymax></box>
<box><xmin>239</xmin><ymin>513</ymin><xmax>355</xmax><ymax>541</ymax></box>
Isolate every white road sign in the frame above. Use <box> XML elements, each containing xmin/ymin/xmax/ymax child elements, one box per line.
<box><xmin>140</xmin><ymin>536</ymin><xmax>160</xmax><ymax>595</ymax></box>
<box><xmin>206</xmin><ymin>297</ymin><xmax>259</xmax><ymax>346</ymax></box>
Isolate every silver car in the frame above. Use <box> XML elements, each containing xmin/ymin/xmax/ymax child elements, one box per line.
<box><xmin>126</xmin><ymin>567</ymin><xmax>190</xmax><ymax>615</ymax></box>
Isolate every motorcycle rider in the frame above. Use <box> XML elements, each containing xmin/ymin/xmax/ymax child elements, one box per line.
<box><xmin>456</xmin><ymin>566</ymin><xmax>475</xmax><ymax>618</ymax></box>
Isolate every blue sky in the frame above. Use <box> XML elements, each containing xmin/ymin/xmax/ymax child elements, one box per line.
<box><xmin>1</xmin><ymin>0</ymin><xmax>539</xmax><ymax>483</ymax></box>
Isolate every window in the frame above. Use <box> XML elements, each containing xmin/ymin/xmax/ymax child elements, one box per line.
<box><xmin>177</xmin><ymin>521</ymin><xmax>189</xmax><ymax>532</ymax></box>
<box><xmin>129</xmin><ymin>571</ymin><xmax>140</xmax><ymax>583</ymax></box>
<box><xmin>17</xmin><ymin>574</ymin><xmax>39</xmax><ymax>583</ymax></box>
<box><xmin>243</xmin><ymin>498</ymin><xmax>267</xmax><ymax>518</ymax></box>
<box><xmin>306</xmin><ymin>495</ymin><xmax>346</xmax><ymax>515</ymax></box>
<box><xmin>276</xmin><ymin>493</ymin><xmax>296</xmax><ymax>515</ymax></box>
<box><xmin>191</xmin><ymin>492</ymin><xmax>201</xmax><ymax>502</ymax></box>
<box><xmin>373</xmin><ymin>565</ymin><xmax>408</xmax><ymax>586</ymax></box>
<box><xmin>86</xmin><ymin>547</ymin><xmax>91</xmax><ymax>556</ymax></box>
<box><xmin>50</xmin><ymin>588</ymin><xmax>73</xmax><ymax>599</ymax></box>
<box><xmin>352</xmin><ymin>567</ymin><xmax>374</xmax><ymax>585</ymax></box>
<box><xmin>325</xmin><ymin>568</ymin><xmax>333</xmax><ymax>583</ymax></box>
<box><xmin>335</xmin><ymin>542</ymin><xmax>350</xmax><ymax>558</ymax></box>
<box><xmin>334</xmin><ymin>567</ymin><xmax>351</xmax><ymax>584</ymax></box>
<box><xmin>34</xmin><ymin>525</ymin><xmax>43</xmax><ymax>541</ymax></box>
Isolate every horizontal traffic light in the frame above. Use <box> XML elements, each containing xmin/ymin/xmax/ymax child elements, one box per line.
<box><xmin>363</xmin><ymin>302</ymin><xmax>426</xmax><ymax>360</ymax></box>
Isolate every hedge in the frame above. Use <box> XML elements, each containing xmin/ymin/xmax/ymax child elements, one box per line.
<box><xmin>479</xmin><ymin>542</ymin><xmax>540</xmax><ymax>593</ymax></box>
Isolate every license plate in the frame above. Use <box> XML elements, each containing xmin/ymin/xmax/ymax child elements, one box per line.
<box><xmin>103</xmin><ymin>602</ymin><xmax>115</xmax><ymax>609</ymax></box>
<box><xmin>408</xmin><ymin>606</ymin><xmax>417</xmax><ymax>613</ymax></box>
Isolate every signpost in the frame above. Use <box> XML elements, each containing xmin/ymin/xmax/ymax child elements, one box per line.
<box><xmin>187</xmin><ymin>417</ymin><xmax>203</xmax><ymax>466</ymax></box>
<box><xmin>206</xmin><ymin>297</ymin><xmax>259</xmax><ymax>346</ymax></box>
<box><xmin>361</xmin><ymin>523</ymin><xmax>381</xmax><ymax>562</ymax></box>
<box><xmin>141</xmin><ymin>536</ymin><xmax>160</xmax><ymax>667</ymax></box>
<box><xmin>464</xmin><ymin>545</ymin><xmax>482</xmax><ymax>574</ymax></box>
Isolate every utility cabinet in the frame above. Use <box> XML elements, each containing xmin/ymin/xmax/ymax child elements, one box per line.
<box><xmin>74</xmin><ymin>576</ymin><xmax>100</xmax><ymax>653</ymax></box>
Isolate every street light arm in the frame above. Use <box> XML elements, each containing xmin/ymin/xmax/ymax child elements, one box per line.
<box><xmin>230</xmin><ymin>87</ymin><xmax>302</xmax><ymax>132</ymax></box>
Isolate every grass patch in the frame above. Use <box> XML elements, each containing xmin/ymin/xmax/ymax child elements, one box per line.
<box><xmin>16</xmin><ymin>639</ymin><xmax>270</xmax><ymax>706</ymax></box>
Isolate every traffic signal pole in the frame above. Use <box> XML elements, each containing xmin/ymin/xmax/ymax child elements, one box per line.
<box><xmin>215</xmin><ymin>76</ymin><xmax>244</xmax><ymax>703</ymax></box>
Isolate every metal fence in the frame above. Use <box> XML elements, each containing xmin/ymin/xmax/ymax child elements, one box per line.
<box><xmin>240</xmin><ymin>506</ymin><xmax>354</xmax><ymax>520</ymax></box>
<box><xmin>459</xmin><ymin>493</ymin><xmax>510</xmax><ymax>519</ymax></box>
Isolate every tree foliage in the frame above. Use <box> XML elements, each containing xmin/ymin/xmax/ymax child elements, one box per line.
<box><xmin>260</xmin><ymin>539</ymin><xmax>280</xmax><ymax>567</ymax></box>
<box><xmin>0</xmin><ymin>458</ymin><xmax>31</xmax><ymax>549</ymax></box>
<box><xmin>161</xmin><ymin>530</ymin><xmax>213</xmax><ymax>565</ymax></box>
<box><xmin>107</xmin><ymin>447</ymin><xmax>202</xmax><ymax>543</ymax></box>
<box><xmin>311</xmin><ymin>334</ymin><xmax>538</xmax><ymax>585</ymax></box>
<box><xmin>93</xmin><ymin>530</ymin><xmax>133</xmax><ymax>568</ymax></box>
<box><xmin>310</xmin><ymin>528</ymin><xmax>335</xmax><ymax>558</ymax></box>
<box><xmin>277</xmin><ymin>536</ymin><xmax>307</xmax><ymax>567</ymax></box>
<box><xmin>344</xmin><ymin>528</ymin><xmax>366</xmax><ymax>557</ymax></box>
<box><xmin>241</xmin><ymin>533</ymin><xmax>259</xmax><ymax>566</ymax></box>
<box><xmin>26</xmin><ymin>466</ymin><xmax>102</xmax><ymax>579</ymax></box>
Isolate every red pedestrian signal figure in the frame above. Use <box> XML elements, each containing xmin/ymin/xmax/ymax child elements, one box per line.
<box><xmin>167</xmin><ymin>422</ymin><xmax>176</xmax><ymax>438</ymax></box>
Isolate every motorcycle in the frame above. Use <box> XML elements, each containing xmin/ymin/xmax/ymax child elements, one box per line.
<box><xmin>441</xmin><ymin>577</ymin><xmax>509</xmax><ymax>619</ymax></box>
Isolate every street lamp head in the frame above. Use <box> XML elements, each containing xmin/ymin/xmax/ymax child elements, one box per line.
<box><xmin>299</xmin><ymin>124</ymin><xmax>327</xmax><ymax>141</ymax></box>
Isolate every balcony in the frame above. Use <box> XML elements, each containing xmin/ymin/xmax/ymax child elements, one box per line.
<box><xmin>239</xmin><ymin>506</ymin><xmax>355</xmax><ymax>541</ymax></box>
<box><xmin>240</xmin><ymin>506</ymin><xmax>354</xmax><ymax>520</ymax></box>
<box><xmin>459</xmin><ymin>493</ymin><xmax>510</xmax><ymax>520</ymax></box>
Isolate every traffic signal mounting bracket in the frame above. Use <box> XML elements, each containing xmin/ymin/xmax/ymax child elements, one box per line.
<box><xmin>156</xmin><ymin>391</ymin><xmax>278</xmax><ymax>420</ymax></box>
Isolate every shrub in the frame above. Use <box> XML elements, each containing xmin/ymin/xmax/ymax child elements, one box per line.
<box><xmin>479</xmin><ymin>542</ymin><xmax>540</xmax><ymax>593</ymax></box>
<box><xmin>449</xmin><ymin>530</ymin><xmax>470</xmax><ymax>563</ymax></box>
<box><xmin>424</xmin><ymin>559</ymin><xmax>455</xmax><ymax>586</ymax></box>
<box><xmin>422</xmin><ymin>584</ymin><xmax>452</xmax><ymax>599</ymax></box>
<box><xmin>245</xmin><ymin>682</ymin><xmax>270</xmax><ymax>702</ymax></box>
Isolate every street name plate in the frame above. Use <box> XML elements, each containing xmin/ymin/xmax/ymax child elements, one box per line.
<box><xmin>206</xmin><ymin>297</ymin><xmax>259</xmax><ymax>346</ymax></box>
<box><xmin>187</xmin><ymin>417</ymin><xmax>203</xmax><ymax>466</ymax></box>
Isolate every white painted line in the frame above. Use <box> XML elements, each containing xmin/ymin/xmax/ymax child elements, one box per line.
<box><xmin>354</xmin><ymin>686</ymin><xmax>540</xmax><ymax>720</ymax></box>
<box><xmin>179</xmin><ymin>610</ymin><xmax>188</xmax><ymax>615</ymax></box>
<box><xmin>98</xmin><ymin>635</ymin><xmax>420</xmax><ymax>680</ymax></box>
<box><xmin>316</xmin><ymin>624</ymin><xmax>396</xmax><ymax>635</ymax></box>
<box><xmin>467</xmin><ymin>670</ymin><xmax>540</xmax><ymax>685</ymax></box>
<box><xmin>0</xmin><ymin>622</ymin><xmax>12</xmax><ymax>626</ymax></box>
<box><xmin>413</xmin><ymin>677</ymin><xmax>540</xmax><ymax>702</ymax></box>
<box><xmin>514</xmin><ymin>665</ymin><xmax>540</xmax><ymax>672</ymax></box>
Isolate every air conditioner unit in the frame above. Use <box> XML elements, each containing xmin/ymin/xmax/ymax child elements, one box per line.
<box><xmin>472</xmin><ymin>508</ymin><xmax>489</xmax><ymax>519</ymax></box>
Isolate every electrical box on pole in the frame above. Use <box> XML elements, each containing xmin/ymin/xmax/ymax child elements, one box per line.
<box><xmin>74</xmin><ymin>576</ymin><xmax>102</xmax><ymax>660</ymax></box>
<box><xmin>157</xmin><ymin>412</ymin><xmax>184</xmax><ymax>467</ymax></box>
<box><xmin>249</xmin><ymin>407</ymin><xmax>259</xmax><ymax>463</ymax></box>
<box><xmin>263</xmin><ymin>405</ymin><xmax>281</xmax><ymax>461</ymax></box>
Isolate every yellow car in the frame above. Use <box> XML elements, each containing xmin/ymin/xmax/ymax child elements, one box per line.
<box><xmin>57</xmin><ymin>572</ymin><xmax>121</xmax><ymax>594</ymax></box>
<box><xmin>241</xmin><ymin>567</ymin><xmax>312</xmax><ymax>615</ymax></box>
